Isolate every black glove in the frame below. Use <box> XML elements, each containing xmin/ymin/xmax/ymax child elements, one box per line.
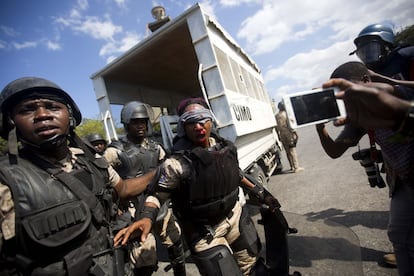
<box><xmin>251</xmin><ymin>185</ymin><xmax>281</xmax><ymax>212</ymax></box>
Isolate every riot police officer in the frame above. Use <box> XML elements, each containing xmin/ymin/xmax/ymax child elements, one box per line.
<box><xmin>0</xmin><ymin>77</ymin><xmax>154</xmax><ymax>275</ymax></box>
<box><xmin>113</xmin><ymin>98</ymin><xmax>282</xmax><ymax>276</ymax></box>
<box><xmin>104</xmin><ymin>101</ymin><xmax>186</xmax><ymax>276</ymax></box>
<box><xmin>351</xmin><ymin>23</ymin><xmax>414</xmax><ymax>81</ymax></box>
<box><xmin>87</xmin><ymin>133</ymin><xmax>107</xmax><ymax>155</ymax></box>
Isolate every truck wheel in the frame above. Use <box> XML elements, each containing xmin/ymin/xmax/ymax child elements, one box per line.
<box><xmin>247</xmin><ymin>165</ymin><xmax>267</xmax><ymax>206</ymax></box>
<box><xmin>247</xmin><ymin>166</ymin><xmax>268</xmax><ymax>206</ymax></box>
<box><xmin>252</xmin><ymin>166</ymin><xmax>267</xmax><ymax>187</ymax></box>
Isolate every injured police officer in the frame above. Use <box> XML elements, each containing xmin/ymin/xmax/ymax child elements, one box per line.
<box><xmin>114</xmin><ymin>97</ymin><xmax>283</xmax><ymax>276</ymax></box>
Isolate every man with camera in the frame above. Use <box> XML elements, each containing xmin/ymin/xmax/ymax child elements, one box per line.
<box><xmin>317</xmin><ymin>61</ymin><xmax>414</xmax><ymax>275</ymax></box>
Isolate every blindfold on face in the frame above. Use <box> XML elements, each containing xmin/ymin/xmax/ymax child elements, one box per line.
<box><xmin>176</xmin><ymin>108</ymin><xmax>214</xmax><ymax>137</ymax></box>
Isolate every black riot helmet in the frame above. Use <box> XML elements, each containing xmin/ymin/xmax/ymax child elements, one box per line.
<box><xmin>0</xmin><ymin>76</ymin><xmax>82</xmax><ymax>140</ymax></box>
<box><xmin>87</xmin><ymin>133</ymin><xmax>106</xmax><ymax>144</ymax></box>
<box><xmin>120</xmin><ymin>101</ymin><xmax>154</xmax><ymax>134</ymax></box>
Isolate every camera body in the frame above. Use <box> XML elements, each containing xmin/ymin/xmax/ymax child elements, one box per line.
<box><xmin>352</xmin><ymin>148</ymin><xmax>386</xmax><ymax>188</ymax></box>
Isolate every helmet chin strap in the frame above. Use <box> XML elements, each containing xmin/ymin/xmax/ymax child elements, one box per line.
<box><xmin>20</xmin><ymin>133</ymin><xmax>68</xmax><ymax>152</ymax></box>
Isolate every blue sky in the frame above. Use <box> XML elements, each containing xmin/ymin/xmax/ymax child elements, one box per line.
<box><xmin>1</xmin><ymin>0</ymin><xmax>412</xmax><ymax>121</ymax></box>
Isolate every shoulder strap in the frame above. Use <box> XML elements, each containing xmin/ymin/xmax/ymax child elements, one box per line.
<box><xmin>20</xmin><ymin>150</ymin><xmax>107</xmax><ymax>224</ymax></box>
<box><xmin>51</xmin><ymin>169</ymin><xmax>106</xmax><ymax>224</ymax></box>
<box><xmin>367</xmin><ymin>130</ymin><xmax>380</xmax><ymax>162</ymax></box>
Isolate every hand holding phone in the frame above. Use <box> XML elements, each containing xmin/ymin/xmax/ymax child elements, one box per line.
<box><xmin>282</xmin><ymin>87</ymin><xmax>346</xmax><ymax>128</ymax></box>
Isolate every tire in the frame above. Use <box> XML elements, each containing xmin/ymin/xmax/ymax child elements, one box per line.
<box><xmin>246</xmin><ymin>165</ymin><xmax>267</xmax><ymax>206</ymax></box>
<box><xmin>252</xmin><ymin>165</ymin><xmax>267</xmax><ymax>187</ymax></box>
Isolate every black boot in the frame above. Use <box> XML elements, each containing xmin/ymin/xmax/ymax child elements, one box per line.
<box><xmin>167</xmin><ymin>240</ymin><xmax>187</xmax><ymax>276</ymax></box>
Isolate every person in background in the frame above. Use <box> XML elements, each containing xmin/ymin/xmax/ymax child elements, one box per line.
<box><xmin>321</xmin><ymin>62</ymin><xmax>414</xmax><ymax>275</ymax></box>
<box><xmin>112</xmin><ymin>97</ymin><xmax>282</xmax><ymax>276</ymax></box>
<box><xmin>86</xmin><ymin>133</ymin><xmax>107</xmax><ymax>155</ymax></box>
<box><xmin>104</xmin><ymin>101</ymin><xmax>186</xmax><ymax>276</ymax></box>
<box><xmin>275</xmin><ymin>101</ymin><xmax>304</xmax><ymax>173</ymax></box>
<box><xmin>0</xmin><ymin>77</ymin><xmax>154</xmax><ymax>275</ymax></box>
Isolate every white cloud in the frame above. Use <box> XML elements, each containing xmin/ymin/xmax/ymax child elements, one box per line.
<box><xmin>99</xmin><ymin>31</ymin><xmax>141</xmax><ymax>59</ymax></box>
<box><xmin>46</xmin><ymin>40</ymin><xmax>62</xmax><ymax>51</ymax></box>
<box><xmin>12</xmin><ymin>41</ymin><xmax>37</xmax><ymax>50</ymax></box>
<box><xmin>106</xmin><ymin>55</ymin><xmax>117</xmax><ymax>64</ymax></box>
<box><xmin>230</xmin><ymin>0</ymin><xmax>413</xmax><ymax>101</ymax></box>
<box><xmin>75</xmin><ymin>16</ymin><xmax>123</xmax><ymax>41</ymax></box>
<box><xmin>54</xmin><ymin>0</ymin><xmax>124</xmax><ymax>42</ymax></box>
<box><xmin>220</xmin><ymin>0</ymin><xmax>260</xmax><ymax>7</ymax></box>
<box><xmin>0</xmin><ymin>25</ymin><xmax>19</xmax><ymax>37</ymax></box>
<box><xmin>77</xmin><ymin>0</ymin><xmax>89</xmax><ymax>11</ymax></box>
<box><xmin>237</xmin><ymin>0</ymin><xmax>413</xmax><ymax>56</ymax></box>
<box><xmin>265</xmin><ymin>40</ymin><xmax>360</xmax><ymax>100</ymax></box>
<box><xmin>114</xmin><ymin>0</ymin><xmax>127</xmax><ymax>9</ymax></box>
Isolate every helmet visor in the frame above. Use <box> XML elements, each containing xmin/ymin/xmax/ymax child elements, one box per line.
<box><xmin>356</xmin><ymin>40</ymin><xmax>383</xmax><ymax>65</ymax></box>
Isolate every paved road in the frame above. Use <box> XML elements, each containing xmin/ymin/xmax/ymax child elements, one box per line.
<box><xmin>154</xmin><ymin>124</ymin><xmax>398</xmax><ymax>275</ymax></box>
<box><xmin>267</xmin><ymin>124</ymin><xmax>397</xmax><ymax>275</ymax></box>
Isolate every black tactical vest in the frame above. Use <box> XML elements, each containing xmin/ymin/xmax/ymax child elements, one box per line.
<box><xmin>109</xmin><ymin>136</ymin><xmax>160</xmax><ymax>179</ymax></box>
<box><xmin>172</xmin><ymin>135</ymin><xmax>241</xmax><ymax>225</ymax></box>
<box><xmin>380</xmin><ymin>46</ymin><xmax>414</xmax><ymax>80</ymax></box>
<box><xmin>0</xmin><ymin>150</ymin><xmax>117</xmax><ymax>275</ymax></box>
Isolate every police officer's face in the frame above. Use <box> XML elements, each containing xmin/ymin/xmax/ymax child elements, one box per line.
<box><xmin>92</xmin><ymin>141</ymin><xmax>106</xmax><ymax>154</ymax></box>
<box><xmin>183</xmin><ymin>104</ymin><xmax>212</xmax><ymax>147</ymax></box>
<box><xmin>11</xmin><ymin>98</ymin><xmax>71</xmax><ymax>145</ymax></box>
<box><xmin>127</xmin><ymin>118</ymin><xmax>148</xmax><ymax>138</ymax></box>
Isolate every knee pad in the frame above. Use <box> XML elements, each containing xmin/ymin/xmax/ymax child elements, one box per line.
<box><xmin>192</xmin><ymin>245</ymin><xmax>243</xmax><ymax>276</ymax></box>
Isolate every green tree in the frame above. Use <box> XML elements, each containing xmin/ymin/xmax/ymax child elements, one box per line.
<box><xmin>75</xmin><ymin>118</ymin><xmax>125</xmax><ymax>141</ymax></box>
<box><xmin>75</xmin><ymin>118</ymin><xmax>108</xmax><ymax>140</ymax></box>
<box><xmin>395</xmin><ymin>24</ymin><xmax>414</xmax><ymax>46</ymax></box>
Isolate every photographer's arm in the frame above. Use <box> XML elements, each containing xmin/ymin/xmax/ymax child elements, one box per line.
<box><xmin>315</xmin><ymin>123</ymin><xmax>350</xmax><ymax>158</ymax></box>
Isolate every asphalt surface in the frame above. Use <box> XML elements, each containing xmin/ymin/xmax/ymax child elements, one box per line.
<box><xmin>153</xmin><ymin>124</ymin><xmax>398</xmax><ymax>276</ymax></box>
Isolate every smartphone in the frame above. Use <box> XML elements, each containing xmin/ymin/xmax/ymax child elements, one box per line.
<box><xmin>282</xmin><ymin>87</ymin><xmax>346</xmax><ymax>128</ymax></box>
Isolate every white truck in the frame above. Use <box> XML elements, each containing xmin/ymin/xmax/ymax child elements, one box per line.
<box><xmin>90</xmin><ymin>3</ymin><xmax>283</xmax><ymax>184</ymax></box>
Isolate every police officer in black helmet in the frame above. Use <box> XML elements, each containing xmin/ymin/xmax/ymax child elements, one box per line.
<box><xmin>87</xmin><ymin>133</ymin><xmax>107</xmax><ymax>155</ymax></box>
<box><xmin>104</xmin><ymin>101</ymin><xmax>186</xmax><ymax>276</ymax></box>
<box><xmin>351</xmin><ymin>23</ymin><xmax>414</xmax><ymax>82</ymax></box>
<box><xmin>0</xmin><ymin>77</ymin><xmax>155</xmax><ymax>275</ymax></box>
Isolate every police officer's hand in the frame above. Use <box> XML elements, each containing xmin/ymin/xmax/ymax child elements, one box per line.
<box><xmin>113</xmin><ymin>218</ymin><xmax>153</xmax><ymax>247</ymax></box>
<box><xmin>264</xmin><ymin>195</ymin><xmax>281</xmax><ymax>212</ymax></box>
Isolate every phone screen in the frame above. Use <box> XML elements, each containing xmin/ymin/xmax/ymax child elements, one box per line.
<box><xmin>290</xmin><ymin>88</ymin><xmax>340</xmax><ymax>125</ymax></box>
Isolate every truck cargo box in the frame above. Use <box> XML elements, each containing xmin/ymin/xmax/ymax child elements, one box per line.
<box><xmin>91</xmin><ymin>3</ymin><xmax>283</xmax><ymax>179</ymax></box>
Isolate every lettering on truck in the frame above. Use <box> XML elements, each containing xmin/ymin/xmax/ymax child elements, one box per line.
<box><xmin>232</xmin><ymin>104</ymin><xmax>252</xmax><ymax>121</ymax></box>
